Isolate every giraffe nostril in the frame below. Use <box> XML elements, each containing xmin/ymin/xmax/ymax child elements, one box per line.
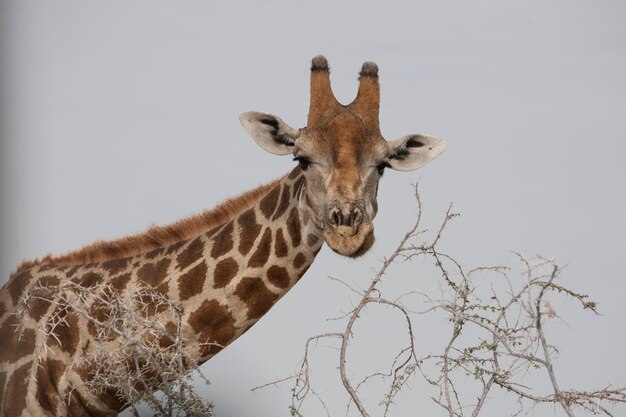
<box><xmin>328</xmin><ymin>205</ymin><xmax>365</xmax><ymax>228</ymax></box>
<box><xmin>329</xmin><ymin>207</ymin><xmax>342</xmax><ymax>227</ymax></box>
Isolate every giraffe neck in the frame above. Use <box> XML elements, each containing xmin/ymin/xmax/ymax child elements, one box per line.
<box><xmin>176</xmin><ymin>167</ymin><xmax>323</xmax><ymax>361</ymax></box>
<box><xmin>0</xmin><ymin>167</ymin><xmax>324</xmax><ymax>417</ymax></box>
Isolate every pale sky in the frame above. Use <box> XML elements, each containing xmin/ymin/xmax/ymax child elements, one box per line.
<box><xmin>1</xmin><ymin>1</ymin><xmax>625</xmax><ymax>416</ymax></box>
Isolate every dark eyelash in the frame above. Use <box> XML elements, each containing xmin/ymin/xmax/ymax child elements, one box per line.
<box><xmin>377</xmin><ymin>162</ymin><xmax>391</xmax><ymax>175</ymax></box>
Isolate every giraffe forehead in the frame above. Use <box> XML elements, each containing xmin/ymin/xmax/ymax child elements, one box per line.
<box><xmin>305</xmin><ymin>111</ymin><xmax>385</xmax><ymax>165</ymax></box>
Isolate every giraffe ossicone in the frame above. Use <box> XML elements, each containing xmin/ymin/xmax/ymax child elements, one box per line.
<box><xmin>0</xmin><ymin>56</ymin><xmax>446</xmax><ymax>416</ymax></box>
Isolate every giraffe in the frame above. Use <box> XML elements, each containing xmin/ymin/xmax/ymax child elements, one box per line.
<box><xmin>0</xmin><ymin>55</ymin><xmax>447</xmax><ymax>417</ymax></box>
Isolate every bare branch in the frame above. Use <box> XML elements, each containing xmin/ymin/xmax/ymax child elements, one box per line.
<box><xmin>264</xmin><ymin>182</ymin><xmax>625</xmax><ymax>417</ymax></box>
<box><xmin>23</xmin><ymin>281</ymin><xmax>214</xmax><ymax>417</ymax></box>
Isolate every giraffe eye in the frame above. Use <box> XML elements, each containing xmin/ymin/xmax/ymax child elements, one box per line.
<box><xmin>293</xmin><ymin>157</ymin><xmax>310</xmax><ymax>171</ymax></box>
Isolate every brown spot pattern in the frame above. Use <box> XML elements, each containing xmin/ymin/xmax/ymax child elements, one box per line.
<box><xmin>101</xmin><ymin>258</ymin><xmax>129</xmax><ymax>275</ymax></box>
<box><xmin>47</xmin><ymin>308</ymin><xmax>80</xmax><ymax>356</ymax></box>
<box><xmin>166</xmin><ymin>240</ymin><xmax>186</xmax><ymax>255</ymax></box>
<box><xmin>287</xmin><ymin>208</ymin><xmax>302</xmax><ymax>247</ymax></box>
<box><xmin>248</xmin><ymin>228</ymin><xmax>272</xmax><ymax>268</ymax></box>
<box><xmin>73</xmin><ymin>271</ymin><xmax>102</xmax><ymax>288</ymax></box>
<box><xmin>0</xmin><ymin>314</ymin><xmax>35</xmax><ymax>362</ymax></box>
<box><xmin>274</xmin><ymin>229</ymin><xmax>288</xmax><ymax>257</ymax></box>
<box><xmin>211</xmin><ymin>222</ymin><xmax>234</xmax><ymax>258</ymax></box>
<box><xmin>235</xmin><ymin>277</ymin><xmax>279</xmax><ymax>320</ymax></box>
<box><xmin>259</xmin><ymin>186</ymin><xmax>280</xmax><ymax>219</ymax></box>
<box><xmin>27</xmin><ymin>275</ymin><xmax>60</xmax><ymax>321</ymax></box>
<box><xmin>159</xmin><ymin>322</ymin><xmax>179</xmax><ymax>348</ymax></box>
<box><xmin>145</xmin><ymin>247</ymin><xmax>163</xmax><ymax>259</ymax></box>
<box><xmin>213</xmin><ymin>258</ymin><xmax>239</xmax><ymax>288</ymax></box>
<box><xmin>178</xmin><ymin>261</ymin><xmax>208</xmax><ymax>301</ymax></box>
<box><xmin>267</xmin><ymin>265</ymin><xmax>291</xmax><ymax>289</ymax></box>
<box><xmin>238</xmin><ymin>208</ymin><xmax>262</xmax><ymax>256</ymax></box>
<box><xmin>293</xmin><ymin>253</ymin><xmax>306</xmax><ymax>269</ymax></box>
<box><xmin>88</xmin><ymin>295</ymin><xmax>118</xmax><ymax>338</ymax></box>
<box><xmin>177</xmin><ymin>237</ymin><xmax>204</xmax><ymax>270</ymax></box>
<box><xmin>156</xmin><ymin>281</ymin><xmax>170</xmax><ymax>296</ymax></box>
<box><xmin>272</xmin><ymin>184</ymin><xmax>291</xmax><ymax>220</ymax></box>
<box><xmin>137</xmin><ymin>258</ymin><xmax>171</xmax><ymax>287</ymax></box>
<box><xmin>307</xmin><ymin>233</ymin><xmax>320</xmax><ymax>247</ymax></box>
<box><xmin>3</xmin><ymin>361</ymin><xmax>32</xmax><ymax>417</ymax></box>
<box><xmin>66</xmin><ymin>265</ymin><xmax>81</xmax><ymax>277</ymax></box>
<box><xmin>110</xmin><ymin>272</ymin><xmax>131</xmax><ymax>291</ymax></box>
<box><xmin>75</xmin><ymin>360</ymin><xmax>97</xmax><ymax>383</ymax></box>
<box><xmin>188</xmin><ymin>299</ymin><xmax>236</xmax><ymax>357</ymax></box>
<box><xmin>95</xmin><ymin>388</ymin><xmax>125</xmax><ymax>414</ymax></box>
<box><xmin>36</xmin><ymin>358</ymin><xmax>66</xmax><ymax>415</ymax></box>
<box><xmin>133</xmin><ymin>289</ymin><xmax>169</xmax><ymax>318</ymax></box>
<box><xmin>64</xmin><ymin>386</ymin><xmax>115</xmax><ymax>417</ymax></box>
<box><xmin>0</xmin><ymin>371</ymin><xmax>5</xmax><ymax>409</ymax></box>
<box><xmin>6</xmin><ymin>269</ymin><xmax>31</xmax><ymax>304</ymax></box>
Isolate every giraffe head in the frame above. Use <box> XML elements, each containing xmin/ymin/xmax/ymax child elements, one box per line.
<box><xmin>240</xmin><ymin>56</ymin><xmax>446</xmax><ymax>257</ymax></box>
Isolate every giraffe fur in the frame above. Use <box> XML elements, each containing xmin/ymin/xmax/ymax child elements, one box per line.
<box><xmin>0</xmin><ymin>55</ymin><xmax>447</xmax><ymax>416</ymax></box>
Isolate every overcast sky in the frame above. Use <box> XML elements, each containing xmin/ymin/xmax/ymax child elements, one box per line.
<box><xmin>1</xmin><ymin>1</ymin><xmax>625</xmax><ymax>416</ymax></box>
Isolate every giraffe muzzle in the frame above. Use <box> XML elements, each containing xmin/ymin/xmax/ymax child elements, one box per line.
<box><xmin>323</xmin><ymin>203</ymin><xmax>374</xmax><ymax>257</ymax></box>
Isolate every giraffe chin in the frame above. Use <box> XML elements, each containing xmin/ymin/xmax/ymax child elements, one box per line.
<box><xmin>324</xmin><ymin>224</ymin><xmax>375</xmax><ymax>258</ymax></box>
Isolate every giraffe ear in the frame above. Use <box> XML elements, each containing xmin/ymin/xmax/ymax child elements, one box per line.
<box><xmin>239</xmin><ymin>111</ymin><xmax>300</xmax><ymax>155</ymax></box>
<box><xmin>386</xmin><ymin>134</ymin><xmax>447</xmax><ymax>171</ymax></box>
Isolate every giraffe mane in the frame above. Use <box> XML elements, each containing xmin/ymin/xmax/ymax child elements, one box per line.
<box><xmin>11</xmin><ymin>175</ymin><xmax>287</xmax><ymax>276</ymax></box>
